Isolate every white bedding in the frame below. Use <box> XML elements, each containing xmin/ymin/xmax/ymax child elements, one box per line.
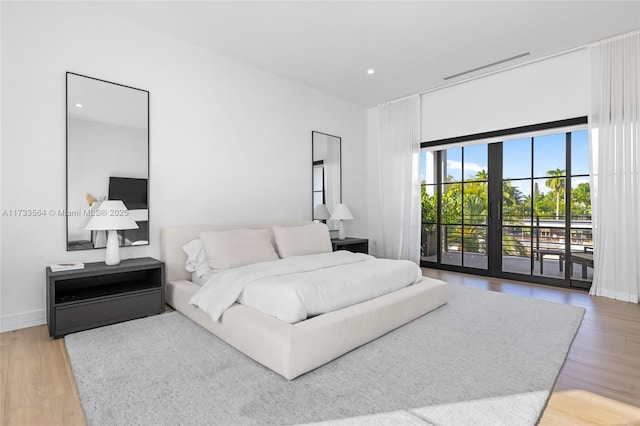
<box><xmin>189</xmin><ymin>251</ymin><xmax>422</xmax><ymax>323</ymax></box>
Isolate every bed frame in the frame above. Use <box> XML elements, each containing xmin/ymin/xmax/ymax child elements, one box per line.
<box><xmin>160</xmin><ymin>221</ymin><xmax>448</xmax><ymax>380</ymax></box>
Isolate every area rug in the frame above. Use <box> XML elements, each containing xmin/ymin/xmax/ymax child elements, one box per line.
<box><xmin>65</xmin><ymin>284</ymin><xmax>584</xmax><ymax>425</ymax></box>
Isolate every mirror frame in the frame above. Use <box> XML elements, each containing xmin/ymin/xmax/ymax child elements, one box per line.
<box><xmin>311</xmin><ymin>131</ymin><xmax>342</xmax><ymax>229</ymax></box>
<box><xmin>66</xmin><ymin>72</ymin><xmax>150</xmax><ymax>251</ymax></box>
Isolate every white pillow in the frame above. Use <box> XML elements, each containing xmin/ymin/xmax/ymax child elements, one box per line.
<box><xmin>181</xmin><ymin>239</ymin><xmax>211</xmax><ymax>278</ymax></box>
<box><xmin>191</xmin><ymin>270</ymin><xmax>217</xmax><ymax>286</ymax></box>
<box><xmin>272</xmin><ymin>223</ymin><xmax>333</xmax><ymax>258</ymax></box>
<box><xmin>199</xmin><ymin>228</ymin><xmax>279</xmax><ymax>271</ymax></box>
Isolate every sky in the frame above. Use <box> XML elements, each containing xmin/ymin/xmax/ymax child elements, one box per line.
<box><xmin>421</xmin><ymin>129</ymin><xmax>589</xmax><ymax>195</ymax></box>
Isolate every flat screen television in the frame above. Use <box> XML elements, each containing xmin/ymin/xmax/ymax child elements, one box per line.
<box><xmin>108</xmin><ymin>177</ymin><xmax>148</xmax><ymax>210</ymax></box>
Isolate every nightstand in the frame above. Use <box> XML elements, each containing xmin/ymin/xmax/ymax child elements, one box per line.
<box><xmin>331</xmin><ymin>237</ymin><xmax>369</xmax><ymax>254</ymax></box>
<box><xmin>46</xmin><ymin>257</ymin><xmax>165</xmax><ymax>338</ymax></box>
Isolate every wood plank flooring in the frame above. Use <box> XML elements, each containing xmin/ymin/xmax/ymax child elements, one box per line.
<box><xmin>1</xmin><ymin>269</ymin><xmax>639</xmax><ymax>425</ymax></box>
<box><xmin>0</xmin><ymin>326</ymin><xmax>85</xmax><ymax>425</ymax></box>
<box><xmin>541</xmin><ymin>390</ymin><xmax>640</xmax><ymax>425</ymax></box>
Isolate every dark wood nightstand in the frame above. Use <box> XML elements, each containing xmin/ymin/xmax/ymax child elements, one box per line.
<box><xmin>46</xmin><ymin>257</ymin><xmax>165</xmax><ymax>338</ymax></box>
<box><xmin>331</xmin><ymin>237</ymin><xmax>369</xmax><ymax>254</ymax></box>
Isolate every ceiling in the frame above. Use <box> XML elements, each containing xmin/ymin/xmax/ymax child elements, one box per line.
<box><xmin>92</xmin><ymin>1</ymin><xmax>640</xmax><ymax>108</ymax></box>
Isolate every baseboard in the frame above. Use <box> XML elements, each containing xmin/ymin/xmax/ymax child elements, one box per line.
<box><xmin>0</xmin><ymin>309</ymin><xmax>46</xmax><ymax>332</ymax></box>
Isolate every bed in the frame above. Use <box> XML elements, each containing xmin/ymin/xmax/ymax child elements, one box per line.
<box><xmin>160</xmin><ymin>221</ymin><xmax>448</xmax><ymax>380</ymax></box>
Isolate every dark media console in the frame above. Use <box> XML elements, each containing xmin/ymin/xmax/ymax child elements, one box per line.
<box><xmin>46</xmin><ymin>257</ymin><xmax>164</xmax><ymax>338</ymax></box>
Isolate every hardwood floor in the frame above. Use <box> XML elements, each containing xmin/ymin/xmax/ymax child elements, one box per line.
<box><xmin>1</xmin><ymin>270</ymin><xmax>639</xmax><ymax>425</ymax></box>
<box><xmin>0</xmin><ymin>326</ymin><xmax>85</xmax><ymax>425</ymax></box>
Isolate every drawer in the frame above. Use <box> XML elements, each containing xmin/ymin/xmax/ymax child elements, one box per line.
<box><xmin>54</xmin><ymin>290</ymin><xmax>162</xmax><ymax>336</ymax></box>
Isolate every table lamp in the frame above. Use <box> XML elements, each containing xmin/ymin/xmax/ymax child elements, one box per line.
<box><xmin>84</xmin><ymin>200</ymin><xmax>139</xmax><ymax>265</ymax></box>
<box><xmin>314</xmin><ymin>204</ymin><xmax>330</xmax><ymax>223</ymax></box>
<box><xmin>330</xmin><ymin>203</ymin><xmax>354</xmax><ymax>240</ymax></box>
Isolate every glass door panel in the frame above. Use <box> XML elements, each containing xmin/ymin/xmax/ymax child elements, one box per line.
<box><xmin>570</xmin><ymin>228</ymin><xmax>593</xmax><ymax>281</ymax></box>
<box><xmin>421</xmin><ymin>182</ymin><xmax>438</xmax><ymax>262</ymax></box>
<box><xmin>443</xmin><ymin>147</ymin><xmax>463</xmax><ymax>182</ymax></box>
<box><xmin>501</xmin><ymin>135</ymin><xmax>535</xmax><ymax>276</ymax></box>
<box><xmin>441</xmin><ymin>225</ymin><xmax>462</xmax><ymax>266</ymax></box>
<box><xmin>571</xmin><ymin>131</ymin><xmax>590</xmax><ymax>175</ymax></box>
<box><xmin>441</xmin><ymin>183</ymin><xmax>462</xmax><ymax>224</ymax></box>
<box><xmin>463</xmin><ymin>225</ymin><xmax>488</xmax><ymax>269</ymax></box>
<box><xmin>502</xmin><ymin>226</ymin><xmax>532</xmax><ymax>275</ymax></box>
<box><xmin>569</xmin><ymin>156</ymin><xmax>593</xmax><ymax>285</ymax></box>
<box><xmin>502</xmin><ymin>179</ymin><xmax>531</xmax><ymax>225</ymax></box>
<box><xmin>533</xmin><ymin>133</ymin><xmax>566</xmax><ymax>178</ymax></box>
<box><xmin>532</xmin><ymin>227</ymin><xmax>566</xmax><ymax>278</ymax></box>
<box><xmin>503</xmin><ymin>137</ymin><xmax>531</xmax><ymax>179</ymax></box>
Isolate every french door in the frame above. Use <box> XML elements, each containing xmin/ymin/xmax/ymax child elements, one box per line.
<box><xmin>421</xmin><ymin>124</ymin><xmax>593</xmax><ymax>289</ymax></box>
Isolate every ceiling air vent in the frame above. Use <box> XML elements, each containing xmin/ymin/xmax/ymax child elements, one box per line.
<box><xmin>444</xmin><ymin>52</ymin><xmax>530</xmax><ymax>80</ymax></box>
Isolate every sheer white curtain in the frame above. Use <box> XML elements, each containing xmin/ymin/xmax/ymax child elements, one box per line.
<box><xmin>374</xmin><ymin>95</ymin><xmax>421</xmax><ymax>263</ymax></box>
<box><xmin>588</xmin><ymin>31</ymin><xmax>640</xmax><ymax>303</ymax></box>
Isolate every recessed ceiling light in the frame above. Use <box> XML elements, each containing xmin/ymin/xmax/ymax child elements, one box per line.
<box><xmin>75</xmin><ymin>103</ymin><xmax>83</xmax><ymax>108</ymax></box>
<box><xmin>367</xmin><ymin>69</ymin><xmax>375</xmax><ymax>75</ymax></box>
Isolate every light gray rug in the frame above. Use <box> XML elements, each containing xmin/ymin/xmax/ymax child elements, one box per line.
<box><xmin>65</xmin><ymin>284</ymin><xmax>584</xmax><ymax>426</ymax></box>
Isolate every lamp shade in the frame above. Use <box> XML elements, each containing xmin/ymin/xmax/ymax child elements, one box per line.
<box><xmin>84</xmin><ymin>200</ymin><xmax>139</xmax><ymax>231</ymax></box>
<box><xmin>314</xmin><ymin>204</ymin><xmax>331</xmax><ymax>220</ymax></box>
<box><xmin>77</xmin><ymin>200</ymin><xmax>102</xmax><ymax>230</ymax></box>
<box><xmin>330</xmin><ymin>203</ymin><xmax>354</xmax><ymax>221</ymax></box>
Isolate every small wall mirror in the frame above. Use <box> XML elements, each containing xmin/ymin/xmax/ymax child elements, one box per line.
<box><xmin>66</xmin><ymin>72</ymin><xmax>149</xmax><ymax>251</ymax></box>
<box><xmin>312</xmin><ymin>131</ymin><xmax>341</xmax><ymax>231</ymax></box>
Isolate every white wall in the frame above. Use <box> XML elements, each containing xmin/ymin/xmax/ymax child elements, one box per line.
<box><xmin>421</xmin><ymin>50</ymin><xmax>588</xmax><ymax>141</ymax></box>
<box><xmin>0</xmin><ymin>2</ymin><xmax>367</xmax><ymax>331</ymax></box>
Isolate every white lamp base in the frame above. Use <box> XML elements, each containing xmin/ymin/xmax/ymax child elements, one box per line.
<box><xmin>337</xmin><ymin>221</ymin><xmax>346</xmax><ymax>240</ymax></box>
<box><xmin>105</xmin><ymin>230</ymin><xmax>121</xmax><ymax>265</ymax></box>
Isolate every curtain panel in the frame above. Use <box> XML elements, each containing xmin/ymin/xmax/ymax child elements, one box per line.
<box><xmin>374</xmin><ymin>96</ymin><xmax>421</xmax><ymax>263</ymax></box>
<box><xmin>588</xmin><ymin>31</ymin><xmax>640</xmax><ymax>303</ymax></box>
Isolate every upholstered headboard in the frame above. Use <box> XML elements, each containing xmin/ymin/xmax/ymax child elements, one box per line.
<box><xmin>160</xmin><ymin>221</ymin><xmax>312</xmax><ymax>283</ymax></box>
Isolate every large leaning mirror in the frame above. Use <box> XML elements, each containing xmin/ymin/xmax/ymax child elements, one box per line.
<box><xmin>312</xmin><ymin>131</ymin><xmax>341</xmax><ymax>231</ymax></box>
<box><xmin>66</xmin><ymin>72</ymin><xmax>149</xmax><ymax>251</ymax></box>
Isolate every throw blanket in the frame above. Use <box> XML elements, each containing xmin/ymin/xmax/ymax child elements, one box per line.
<box><xmin>189</xmin><ymin>251</ymin><xmax>422</xmax><ymax>323</ymax></box>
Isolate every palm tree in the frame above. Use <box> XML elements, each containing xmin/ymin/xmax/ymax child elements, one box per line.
<box><xmin>545</xmin><ymin>168</ymin><xmax>565</xmax><ymax>219</ymax></box>
<box><xmin>474</xmin><ymin>169</ymin><xmax>489</xmax><ymax>181</ymax></box>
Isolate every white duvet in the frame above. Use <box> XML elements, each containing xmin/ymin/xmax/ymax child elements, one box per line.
<box><xmin>189</xmin><ymin>251</ymin><xmax>422</xmax><ymax>323</ymax></box>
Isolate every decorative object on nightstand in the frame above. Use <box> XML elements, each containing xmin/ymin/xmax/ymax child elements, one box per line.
<box><xmin>313</xmin><ymin>204</ymin><xmax>330</xmax><ymax>223</ymax></box>
<box><xmin>331</xmin><ymin>237</ymin><xmax>369</xmax><ymax>254</ymax></box>
<box><xmin>329</xmin><ymin>203</ymin><xmax>353</xmax><ymax>240</ymax></box>
<box><xmin>46</xmin><ymin>257</ymin><xmax>165</xmax><ymax>338</ymax></box>
<box><xmin>49</xmin><ymin>261</ymin><xmax>85</xmax><ymax>272</ymax></box>
<box><xmin>84</xmin><ymin>200</ymin><xmax>138</xmax><ymax>266</ymax></box>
